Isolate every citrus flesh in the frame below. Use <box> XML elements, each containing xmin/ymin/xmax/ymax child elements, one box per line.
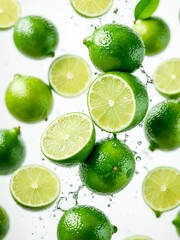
<box><xmin>13</xmin><ymin>15</ymin><xmax>59</xmax><ymax>59</ymax></box>
<box><xmin>84</xmin><ymin>23</ymin><xmax>145</xmax><ymax>73</ymax></box>
<box><xmin>142</xmin><ymin>167</ymin><xmax>180</xmax><ymax>217</ymax></box>
<box><xmin>144</xmin><ymin>100</ymin><xmax>180</xmax><ymax>151</ymax></box>
<box><xmin>10</xmin><ymin>165</ymin><xmax>60</xmax><ymax>208</ymax></box>
<box><xmin>87</xmin><ymin>72</ymin><xmax>148</xmax><ymax>133</ymax></box>
<box><xmin>0</xmin><ymin>0</ymin><xmax>20</xmax><ymax>29</ymax></box>
<box><xmin>133</xmin><ymin>17</ymin><xmax>170</xmax><ymax>56</ymax></box>
<box><xmin>49</xmin><ymin>54</ymin><xmax>92</xmax><ymax>97</ymax></box>
<box><xmin>153</xmin><ymin>58</ymin><xmax>180</xmax><ymax>99</ymax></box>
<box><xmin>5</xmin><ymin>74</ymin><xmax>53</xmax><ymax>123</ymax></box>
<box><xmin>57</xmin><ymin>205</ymin><xmax>117</xmax><ymax>240</ymax></box>
<box><xmin>79</xmin><ymin>137</ymin><xmax>135</xmax><ymax>195</ymax></box>
<box><xmin>70</xmin><ymin>0</ymin><xmax>113</xmax><ymax>18</ymax></box>
<box><xmin>41</xmin><ymin>112</ymin><xmax>95</xmax><ymax>165</ymax></box>
<box><xmin>0</xmin><ymin>206</ymin><xmax>9</xmax><ymax>240</ymax></box>
<box><xmin>0</xmin><ymin>127</ymin><xmax>25</xmax><ymax>175</ymax></box>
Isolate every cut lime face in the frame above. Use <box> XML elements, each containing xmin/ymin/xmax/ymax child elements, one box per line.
<box><xmin>49</xmin><ymin>55</ymin><xmax>92</xmax><ymax>97</ymax></box>
<box><xmin>41</xmin><ymin>112</ymin><xmax>95</xmax><ymax>165</ymax></box>
<box><xmin>0</xmin><ymin>0</ymin><xmax>20</xmax><ymax>29</ymax></box>
<box><xmin>142</xmin><ymin>167</ymin><xmax>180</xmax><ymax>217</ymax></box>
<box><xmin>10</xmin><ymin>165</ymin><xmax>60</xmax><ymax>208</ymax></box>
<box><xmin>87</xmin><ymin>72</ymin><xmax>148</xmax><ymax>133</ymax></box>
<box><xmin>153</xmin><ymin>58</ymin><xmax>180</xmax><ymax>99</ymax></box>
<box><xmin>70</xmin><ymin>0</ymin><xmax>113</xmax><ymax>18</ymax></box>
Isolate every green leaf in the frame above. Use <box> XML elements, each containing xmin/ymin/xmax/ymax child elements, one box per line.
<box><xmin>134</xmin><ymin>0</ymin><xmax>160</xmax><ymax>20</ymax></box>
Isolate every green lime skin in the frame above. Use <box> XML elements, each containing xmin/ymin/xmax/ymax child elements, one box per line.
<box><xmin>83</xmin><ymin>23</ymin><xmax>145</xmax><ymax>73</ymax></box>
<box><xmin>0</xmin><ymin>127</ymin><xmax>25</xmax><ymax>175</ymax></box>
<box><xmin>13</xmin><ymin>15</ymin><xmax>59</xmax><ymax>59</ymax></box>
<box><xmin>133</xmin><ymin>17</ymin><xmax>170</xmax><ymax>56</ymax></box>
<box><xmin>173</xmin><ymin>211</ymin><xmax>180</xmax><ymax>236</ymax></box>
<box><xmin>79</xmin><ymin>137</ymin><xmax>135</xmax><ymax>195</ymax></box>
<box><xmin>5</xmin><ymin>74</ymin><xmax>53</xmax><ymax>123</ymax></box>
<box><xmin>57</xmin><ymin>205</ymin><xmax>117</xmax><ymax>240</ymax></box>
<box><xmin>144</xmin><ymin>100</ymin><xmax>180</xmax><ymax>151</ymax></box>
<box><xmin>0</xmin><ymin>206</ymin><xmax>9</xmax><ymax>239</ymax></box>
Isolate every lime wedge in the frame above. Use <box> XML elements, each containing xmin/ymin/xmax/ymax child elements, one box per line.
<box><xmin>49</xmin><ymin>55</ymin><xmax>92</xmax><ymax>97</ymax></box>
<box><xmin>0</xmin><ymin>0</ymin><xmax>20</xmax><ymax>29</ymax></box>
<box><xmin>87</xmin><ymin>72</ymin><xmax>148</xmax><ymax>133</ymax></box>
<box><xmin>70</xmin><ymin>0</ymin><xmax>113</xmax><ymax>18</ymax></box>
<box><xmin>125</xmin><ymin>236</ymin><xmax>152</xmax><ymax>240</ymax></box>
<box><xmin>40</xmin><ymin>112</ymin><xmax>95</xmax><ymax>165</ymax></box>
<box><xmin>10</xmin><ymin>165</ymin><xmax>60</xmax><ymax>209</ymax></box>
<box><xmin>142</xmin><ymin>167</ymin><xmax>180</xmax><ymax>217</ymax></box>
<box><xmin>153</xmin><ymin>58</ymin><xmax>180</xmax><ymax>99</ymax></box>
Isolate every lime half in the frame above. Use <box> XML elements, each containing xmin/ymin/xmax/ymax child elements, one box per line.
<box><xmin>87</xmin><ymin>72</ymin><xmax>148</xmax><ymax>133</ymax></box>
<box><xmin>70</xmin><ymin>0</ymin><xmax>113</xmax><ymax>18</ymax></box>
<box><xmin>41</xmin><ymin>112</ymin><xmax>95</xmax><ymax>165</ymax></box>
<box><xmin>10</xmin><ymin>165</ymin><xmax>60</xmax><ymax>209</ymax></box>
<box><xmin>153</xmin><ymin>58</ymin><xmax>180</xmax><ymax>99</ymax></box>
<box><xmin>49</xmin><ymin>55</ymin><xmax>92</xmax><ymax>97</ymax></box>
<box><xmin>142</xmin><ymin>167</ymin><xmax>180</xmax><ymax>217</ymax></box>
<box><xmin>0</xmin><ymin>0</ymin><xmax>20</xmax><ymax>29</ymax></box>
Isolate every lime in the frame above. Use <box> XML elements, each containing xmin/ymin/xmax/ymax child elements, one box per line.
<box><xmin>153</xmin><ymin>58</ymin><xmax>180</xmax><ymax>99</ymax></box>
<box><xmin>49</xmin><ymin>54</ymin><xmax>92</xmax><ymax>97</ymax></box>
<box><xmin>125</xmin><ymin>237</ymin><xmax>152</xmax><ymax>240</ymax></box>
<box><xmin>41</xmin><ymin>112</ymin><xmax>95</xmax><ymax>166</ymax></box>
<box><xmin>70</xmin><ymin>0</ymin><xmax>113</xmax><ymax>18</ymax></box>
<box><xmin>0</xmin><ymin>127</ymin><xmax>25</xmax><ymax>175</ymax></box>
<box><xmin>13</xmin><ymin>15</ymin><xmax>59</xmax><ymax>59</ymax></box>
<box><xmin>10</xmin><ymin>165</ymin><xmax>60</xmax><ymax>209</ymax></box>
<box><xmin>0</xmin><ymin>0</ymin><xmax>20</xmax><ymax>29</ymax></box>
<box><xmin>0</xmin><ymin>206</ymin><xmax>9</xmax><ymax>240</ymax></box>
<box><xmin>173</xmin><ymin>211</ymin><xmax>180</xmax><ymax>236</ymax></box>
<box><xmin>142</xmin><ymin>167</ymin><xmax>180</xmax><ymax>217</ymax></box>
<box><xmin>5</xmin><ymin>74</ymin><xmax>53</xmax><ymax>123</ymax></box>
<box><xmin>144</xmin><ymin>100</ymin><xmax>180</xmax><ymax>151</ymax></box>
<box><xmin>79</xmin><ymin>136</ymin><xmax>135</xmax><ymax>195</ymax></box>
<box><xmin>57</xmin><ymin>205</ymin><xmax>117</xmax><ymax>240</ymax></box>
<box><xmin>87</xmin><ymin>72</ymin><xmax>148</xmax><ymax>133</ymax></box>
<box><xmin>133</xmin><ymin>16</ymin><xmax>170</xmax><ymax>56</ymax></box>
<box><xmin>83</xmin><ymin>23</ymin><xmax>145</xmax><ymax>73</ymax></box>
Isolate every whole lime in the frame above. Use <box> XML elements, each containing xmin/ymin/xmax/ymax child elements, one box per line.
<box><xmin>0</xmin><ymin>127</ymin><xmax>25</xmax><ymax>175</ymax></box>
<box><xmin>144</xmin><ymin>100</ymin><xmax>180</xmax><ymax>151</ymax></box>
<box><xmin>0</xmin><ymin>206</ymin><xmax>9</xmax><ymax>239</ymax></box>
<box><xmin>5</xmin><ymin>74</ymin><xmax>53</xmax><ymax>123</ymax></box>
<box><xmin>79</xmin><ymin>137</ymin><xmax>135</xmax><ymax>195</ymax></box>
<box><xmin>57</xmin><ymin>205</ymin><xmax>117</xmax><ymax>240</ymax></box>
<box><xmin>83</xmin><ymin>23</ymin><xmax>145</xmax><ymax>73</ymax></box>
<box><xmin>133</xmin><ymin>16</ymin><xmax>170</xmax><ymax>56</ymax></box>
<box><xmin>13</xmin><ymin>15</ymin><xmax>59</xmax><ymax>59</ymax></box>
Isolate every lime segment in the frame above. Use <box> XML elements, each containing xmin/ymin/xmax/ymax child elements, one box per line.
<box><xmin>142</xmin><ymin>167</ymin><xmax>180</xmax><ymax>216</ymax></box>
<box><xmin>0</xmin><ymin>0</ymin><xmax>20</xmax><ymax>29</ymax></box>
<box><xmin>153</xmin><ymin>58</ymin><xmax>180</xmax><ymax>99</ymax></box>
<box><xmin>70</xmin><ymin>0</ymin><xmax>113</xmax><ymax>18</ymax></box>
<box><xmin>41</xmin><ymin>112</ymin><xmax>95</xmax><ymax>165</ymax></box>
<box><xmin>49</xmin><ymin>55</ymin><xmax>92</xmax><ymax>97</ymax></box>
<box><xmin>10</xmin><ymin>165</ymin><xmax>60</xmax><ymax>208</ymax></box>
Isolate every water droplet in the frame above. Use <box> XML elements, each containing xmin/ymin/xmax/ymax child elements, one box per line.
<box><xmin>135</xmin><ymin>170</ymin><xmax>139</xmax><ymax>175</ymax></box>
<box><xmin>113</xmin><ymin>8</ymin><xmax>119</xmax><ymax>14</ymax></box>
<box><xmin>139</xmin><ymin>123</ymin><xmax>143</xmax><ymax>128</ymax></box>
<box><xmin>137</xmin><ymin>141</ymin><xmax>142</xmax><ymax>145</ymax></box>
<box><xmin>136</xmin><ymin>156</ymin><xmax>141</xmax><ymax>161</ymax></box>
<box><xmin>107</xmin><ymin>204</ymin><xmax>111</xmax><ymax>207</ymax></box>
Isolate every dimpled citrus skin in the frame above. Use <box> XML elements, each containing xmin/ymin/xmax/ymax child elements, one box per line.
<box><xmin>5</xmin><ymin>74</ymin><xmax>53</xmax><ymax>123</ymax></box>
<box><xmin>144</xmin><ymin>100</ymin><xmax>180</xmax><ymax>151</ymax></box>
<box><xmin>0</xmin><ymin>206</ymin><xmax>9</xmax><ymax>239</ymax></box>
<box><xmin>57</xmin><ymin>205</ymin><xmax>117</xmax><ymax>240</ymax></box>
<box><xmin>13</xmin><ymin>16</ymin><xmax>59</xmax><ymax>59</ymax></box>
<box><xmin>83</xmin><ymin>23</ymin><xmax>145</xmax><ymax>73</ymax></box>
<box><xmin>133</xmin><ymin>17</ymin><xmax>170</xmax><ymax>56</ymax></box>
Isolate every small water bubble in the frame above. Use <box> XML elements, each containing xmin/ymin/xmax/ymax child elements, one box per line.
<box><xmin>139</xmin><ymin>123</ymin><xmax>143</xmax><ymax>128</ymax></box>
<box><xmin>39</xmin><ymin>217</ymin><xmax>43</xmax><ymax>221</ymax></box>
<box><xmin>133</xmin><ymin>151</ymin><xmax>137</xmax><ymax>155</ymax></box>
<box><xmin>137</xmin><ymin>141</ymin><xmax>142</xmax><ymax>145</ymax></box>
<box><xmin>136</xmin><ymin>156</ymin><xmax>141</xmax><ymax>161</ymax></box>
<box><xmin>107</xmin><ymin>204</ymin><xmax>111</xmax><ymax>207</ymax></box>
<box><xmin>135</xmin><ymin>170</ymin><xmax>139</xmax><ymax>175</ymax></box>
<box><xmin>113</xmin><ymin>8</ymin><xmax>119</xmax><ymax>14</ymax></box>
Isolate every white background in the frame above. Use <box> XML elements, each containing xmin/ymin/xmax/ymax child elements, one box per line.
<box><xmin>0</xmin><ymin>0</ymin><xmax>180</xmax><ymax>239</ymax></box>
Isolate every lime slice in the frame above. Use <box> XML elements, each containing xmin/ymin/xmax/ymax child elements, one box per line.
<box><xmin>40</xmin><ymin>112</ymin><xmax>95</xmax><ymax>165</ymax></box>
<box><xmin>70</xmin><ymin>0</ymin><xmax>113</xmax><ymax>18</ymax></box>
<box><xmin>49</xmin><ymin>55</ymin><xmax>92</xmax><ymax>97</ymax></box>
<box><xmin>87</xmin><ymin>72</ymin><xmax>148</xmax><ymax>133</ymax></box>
<box><xmin>10</xmin><ymin>165</ymin><xmax>60</xmax><ymax>208</ymax></box>
<box><xmin>153</xmin><ymin>58</ymin><xmax>180</xmax><ymax>99</ymax></box>
<box><xmin>142</xmin><ymin>167</ymin><xmax>180</xmax><ymax>217</ymax></box>
<box><xmin>0</xmin><ymin>0</ymin><xmax>20</xmax><ymax>29</ymax></box>
<box><xmin>125</xmin><ymin>236</ymin><xmax>152</xmax><ymax>240</ymax></box>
